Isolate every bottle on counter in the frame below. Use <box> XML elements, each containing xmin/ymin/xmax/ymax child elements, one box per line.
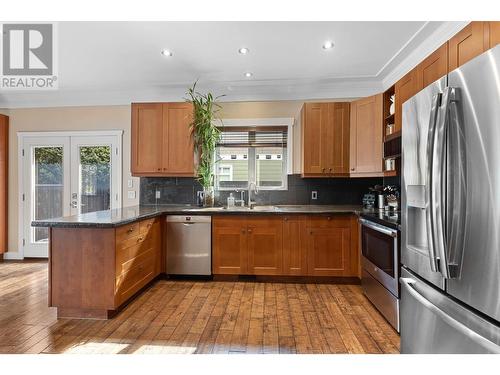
<box><xmin>227</xmin><ymin>193</ymin><xmax>235</xmax><ymax>208</ymax></box>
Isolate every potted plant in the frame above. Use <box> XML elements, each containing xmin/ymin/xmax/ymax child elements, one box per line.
<box><xmin>186</xmin><ymin>81</ymin><xmax>223</xmax><ymax>207</ymax></box>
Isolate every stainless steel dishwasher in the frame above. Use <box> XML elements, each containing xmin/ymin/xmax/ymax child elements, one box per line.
<box><xmin>166</xmin><ymin>216</ymin><xmax>212</xmax><ymax>275</ymax></box>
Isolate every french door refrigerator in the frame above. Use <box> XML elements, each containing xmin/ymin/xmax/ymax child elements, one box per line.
<box><xmin>401</xmin><ymin>44</ymin><xmax>500</xmax><ymax>353</ymax></box>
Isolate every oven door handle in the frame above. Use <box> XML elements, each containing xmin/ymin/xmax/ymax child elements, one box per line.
<box><xmin>359</xmin><ymin>218</ymin><xmax>397</xmax><ymax>237</ymax></box>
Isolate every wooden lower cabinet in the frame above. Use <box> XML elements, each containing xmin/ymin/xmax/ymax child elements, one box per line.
<box><xmin>212</xmin><ymin>214</ymin><xmax>359</xmax><ymax>277</ymax></box>
<box><xmin>49</xmin><ymin>217</ymin><xmax>162</xmax><ymax>319</ymax></box>
<box><xmin>247</xmin><ymin>217</ymin><xmax>283</xmax><ymax>275</ymax></box>
<box><xmin>306</xmin><ymin>215</ymin><xmax>358</xmax><ymax>277</ymax></box>
<box><xmin>212</xmin><ymin>216</ymin><xmax>248</xmax><ymax>275</ymax></box>
<box><xmin>282</xmin><ymin>216</ymin><xmax>307</xmax><ymax>275</ymax></box>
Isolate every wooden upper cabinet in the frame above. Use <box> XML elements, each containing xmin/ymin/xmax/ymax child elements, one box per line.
<box><xmin>163</xmin><ymin>103</ymin><xmax>194</xmax><ymax>175</ymax></box>
<box><xmin>302</xmin><ymin>103</ymin><xmax>326</xmax><ymax>175</ymax></box>
<box><xmin>327</xmin><ymin>103</ymin><xmax>350</xmax><ymax>175</ymax></box>
<box><xmin>417</xmin><ymin>43</ymin><xmax>448</xmax><ymax>90</ymax></box>
<box><xmin>394</xmin><ymin>67</ymin><xmax>419</xmax><ymax>132</ymax></box>
<box><xmin>282</xmin><ymin>216</ymin><xmax>307</xmax><ymax>276</ymax></box>
<box><xmin>448</xmin><ymin>22</ymin><xmax>486</xmax><ymax>71</ymax></box>
<box><xmin>301</xmin><ymin>102</ymin><xmax>350</xmax><ymax>176</ymax></box>
<box><xmin>484</xmin><ymin>21</ymin><xmax>500</xmax><ymax>49</ymax></box>
<box><xmin>246</xmin><ymin>217</ymin><xmax>283</xmax><ymax>275</ymax></box>
<box><xmin>212</xmin><ymin>216</ymin><xmax>248</xmax><ymax>275</ymax></box>
<box><xmin>349</xmin><ymin>94</ymin><xmax>383</xmax><ymax>176</ymax></box>
<box><xmin>131</xmin><ymin>103</ymin><xmax>163</xmax><ymax>174</ymax></box>
<box><xmin>131</xmin><ymin>102</ymin><xmax>194</xmax><ymax>177</ymax></box>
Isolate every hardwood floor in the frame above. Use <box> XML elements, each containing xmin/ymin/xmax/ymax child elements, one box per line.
<box><xmin>0</xmin><ymin>260</ymin><xmax>399</xmax><ymax>354</ymax></box>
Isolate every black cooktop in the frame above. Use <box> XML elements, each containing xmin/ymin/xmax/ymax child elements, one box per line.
<box><xmin>359</xmin><ymin>209</ymin><xmax>401</xmax><ymax>230</ymax></box>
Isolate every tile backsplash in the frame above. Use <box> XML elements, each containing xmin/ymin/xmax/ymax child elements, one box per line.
<box><xmin>140</xmin><ymin>175</ymin><xmax>382</xmax><ymax>206</ymax></box>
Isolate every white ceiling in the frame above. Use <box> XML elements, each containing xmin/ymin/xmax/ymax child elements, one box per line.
<box><xmin>0</xmin><ymin>21</ymin><xmax>467</xmax><ymax>108</ymax></box>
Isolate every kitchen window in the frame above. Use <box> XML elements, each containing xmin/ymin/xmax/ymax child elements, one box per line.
<box><xmin>215</xmin><ymin>126</ymin><xmax>288</xmax><ymax>190</ymax></box>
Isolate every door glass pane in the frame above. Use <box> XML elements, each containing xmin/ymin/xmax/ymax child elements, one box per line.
<box><xmin>33</xmin><ymin>146</ymin><xmax>63</xmax><ymax>243</ymax></box>
<box><xmin>79</xmin><ymin>146</ymin><xmax>111</xmax><ymax>214</ymax></box>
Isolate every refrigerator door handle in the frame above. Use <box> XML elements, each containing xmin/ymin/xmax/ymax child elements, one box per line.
<box><xmin>400</xmin><ymin>277</ymin><xmax>500</xmax><ymax>353</ymax></box>
<box><xmin>431</xmin><ymin>87</ymin><xmax>452</xmax><ymax>278</ymax></box>
<box><xmin>443</xmin><ymin>87</ymin><xmax>467</xmax><ymax>279</ymax></box>
<box><xmin>425</xmin><ymin>93</ymin><xmax>442</xmax><ymax>272</ymax></box>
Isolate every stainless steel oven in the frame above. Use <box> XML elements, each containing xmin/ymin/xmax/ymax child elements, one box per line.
<box><xmin>359</xmin><ymin>218</ymin><xmax>400</xmax><ymax>331</ymax></box>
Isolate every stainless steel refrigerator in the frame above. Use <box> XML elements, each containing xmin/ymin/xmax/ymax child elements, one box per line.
<box><xmin>401</xmin><ymin>44</ymin><xmax>500</xmax><ymax>353</ymax></box>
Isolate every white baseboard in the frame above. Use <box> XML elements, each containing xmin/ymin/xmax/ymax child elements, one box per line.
<box><xmin>2</xmin><ymin>252</ymin><xmax>24</xmax><ymax>260</ymax></box>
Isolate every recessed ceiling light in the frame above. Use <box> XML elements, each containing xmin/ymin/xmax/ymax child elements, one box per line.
<box><xmin>161</xmin><ymin>49</ymin><xmax>173</xmax><ymax>57</ymax></box>
<box><xmin>244</xmin><ymin>72</ymin><xmax>253</xmax><ymax>78</ymax></box>
<box><xmin>238</xmin><ymin>47</ymin><xmax>250</xmax><ymax>55</ymax></box>
<box><xmin>322</xmin><ymin>41</ymin><xmax>334</xmax><ymax>50</ymax></box>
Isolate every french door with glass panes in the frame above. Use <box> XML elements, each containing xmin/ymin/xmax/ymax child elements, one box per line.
<box><xmin>22</xmin><ymin>133</ymin><xmax>121</xmax><ymax>258</ymax></box>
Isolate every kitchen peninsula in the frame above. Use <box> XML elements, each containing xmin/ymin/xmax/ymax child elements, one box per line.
<box><xmin>33</xmin><ymin>204</ymin><xmax>368</xmax><ymax>319</ymax></box>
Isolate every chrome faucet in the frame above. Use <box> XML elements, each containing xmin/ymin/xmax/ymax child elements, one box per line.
<box><xmin>248</xmin><ymin>182</ymin><xmax>259</xmax><ymax>209</ymax></box>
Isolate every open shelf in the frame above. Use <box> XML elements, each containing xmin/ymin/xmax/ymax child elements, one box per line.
<box><xmin>384</xmin><ymin>170</ymin><xmax>398</xmax><ymax>177</ymax></box>
<box><xmin>385</xmin><ymin>113</ymin><xmax>394</xmax><ymax>123</ymax></box>
<box><xmin>384</xmin><ymin>130</ymin><xmax>401</xmax><ymax>142</ymax></box>
<box><xmin>384</xmin><ymin>153</ymin><xmax>401</xmax><ymax>159</ymax></box>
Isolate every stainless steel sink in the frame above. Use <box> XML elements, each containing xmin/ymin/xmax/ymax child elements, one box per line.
<box><xmin>185</xmin><ymin>205</ymin><xmax>278</xmax><ymax>212</ymax></box>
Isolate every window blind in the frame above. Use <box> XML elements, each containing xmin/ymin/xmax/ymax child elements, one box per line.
<box><xmin>217</xmin><ymin>126</ymin><xmax>287</xmax><ymax>148</ymax></box>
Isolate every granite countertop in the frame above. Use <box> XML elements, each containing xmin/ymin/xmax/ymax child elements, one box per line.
<box><xmin>32</xmin><ymin>204</ymin><xmax>369</xmax><ymax>228</ymax></box>
<box><xmin>359</xmin><ymin>210</ymin><xmax>401</xmax><ymax>230</ymax></box>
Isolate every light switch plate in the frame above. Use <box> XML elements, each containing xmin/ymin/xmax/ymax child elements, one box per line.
<box><xmin>127</xmin><ymin>191</ymin><xmax>136</xmax><ymax>199</ymax></box>
<box><xmin>311</xmin><ymin>191</ymin><xmax>318</xmax><ymax>200</ymax></box>
<box><xmin>155</xmin><ymin>190</ymin><xmax>161</xmax><ymax>199</ymax></box>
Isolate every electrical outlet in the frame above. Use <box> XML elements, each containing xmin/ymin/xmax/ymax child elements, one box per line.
<box><xmin>311</xmin><ymin>191</ymin><xmax>318</xmax><ymax>200</ymax></box>
<box><xmin>127</xmin><ymin>179</ymin><xmax>133</xmax><ymax>188</ymax></box>
<box><xmin>155</xmin><ymin>190</ymin><xmax>161</xmax><ymax>199</ymax></box>
<box><xmin>127</xmin><ymin>191</ymin><xmax>136</xmax><ymax>199</ymax></box>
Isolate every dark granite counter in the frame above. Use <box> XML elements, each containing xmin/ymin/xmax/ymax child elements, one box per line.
<box><xmin>32</xmin><ymin>204</ymin><xmax>369</xmax><ymax>228</ymax></box>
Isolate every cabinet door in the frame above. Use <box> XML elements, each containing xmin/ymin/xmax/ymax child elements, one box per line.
<box><xmin>302</xmin><ymin>103</ymin><xmax>327</xmax><ymax>175</ymax></box>
<box><xmin>417</xmin><ymin>43</ymin><xmax>448</xmax><ymax>90</ymax></box>
<box><xmin>349</xmin><ymin>94</ymin><xmax>383</xmax><ymax>175</ymax></box>
<box><xmin>282</xmin><ymin>216</ymin><xmax>307</xmax><ymax>275</ymax></box>
<box><xmin>131</xmin><ymin>103</ymin><xmax>164</xmax><ymax>174</ymax></box>
<box><xmin>212</xmin><ymin>216</ymin><xmax>248</xmax><ymax>275</ymax></box>
<box><xmin>163</xmin><ymin>103</ymin><xmax>195</xmax><ymax>176</ymax></box>
<box><xmin>306</xmin><ymin>216</ymin><xmax>352</xmax><ymax>276</ymax></box>
<box><xmin>485</xmin><ymin>21</ymin><xmax>500</xmax><ymax>49</ymax></box>
<box><xmin>394</xmin><ymin>67</ymin><xmax>419</xmax><ymax>132</ymax></box>
<box><xmin>448</xmin><ymin>22</ymin><xmax>486</xmax><ymax>71</ymax></box>
<box><xmin>327</xmin><ymin>102</ymin><xmax>350</xmax><ymax>175</ymax></box>
<box><xmin>247</xmin><ymin>217</ymin><xmax>283</xmax><ymax>275</ymax></box>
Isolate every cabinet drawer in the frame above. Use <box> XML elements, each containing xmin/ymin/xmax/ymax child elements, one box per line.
<box><xmin>115</xmin><ymin>252</ymin><xmax>156</xmax><ymax>306</ymax></box>
<box><xmin>116</xmin><ymin>238</ymin><xmax>154</xmax><ymax>276</ymax></box>
<box><xmin>116</xmin><ymin>222</ymin><xmax>140</xmax><ymax>243</ymax></box>
<box><xmin>140</xmin><ymin>218</ymin><xmax>158</xmax><ymax>234</ymax></box>
<box><xmin>306</xmin><ymin>215</ymin><xmax>351</xmax><ymax>228</ymax></box>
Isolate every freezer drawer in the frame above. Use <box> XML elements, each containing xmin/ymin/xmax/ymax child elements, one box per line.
<box><xmin>400</xmin><ymin>268</ymin><xmax>500</xmax><ymax>354</ymax></box>
<box><xmin>362</xmin><ymin>269</ymin><xmax>399</xmax><ymax>332</ymax></box>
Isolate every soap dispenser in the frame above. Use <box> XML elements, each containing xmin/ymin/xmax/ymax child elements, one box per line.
<box><xmin>227</xmin><ymin>193</ymin><xmax>235</xmax><ymax>208</ymax></box>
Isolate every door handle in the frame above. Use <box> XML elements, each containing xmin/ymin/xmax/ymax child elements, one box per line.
<box><xmin>400</xmin><ymin>277</ymin><xmax>500</xmax><ymax>353</ymax></box>
<box><xmin>441</xmin><ymin>87</ymin><xmax>467</xmax><ymax>279</ymax></box>
<box><xmin>425</xmin><ymin>92</ymin><xmax>442</xmax><ymax>273</ymax></box>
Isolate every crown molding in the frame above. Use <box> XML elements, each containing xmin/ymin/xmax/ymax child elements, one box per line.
<box><xmin>381</xmin><ymin>21</ymin><xmax>469</xmax><ymax>89</ymax></box>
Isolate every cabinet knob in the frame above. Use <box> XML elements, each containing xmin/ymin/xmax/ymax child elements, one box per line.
<box><xmin>247</xmin><ymin>228</ymin><xmax>253</xmax><ymax>233</ymax></box>
<box><xmin>322</xmin><ymin>168</ymin><xmax>326</xmax><ymax>173</ymax></box>
<box><xmin>327</xmin><ymin>216</ymin><xmax>331</xmax><ymax>220</ymax></box>
<box><xmin>127</xmin><ymin>227</ymin><xmax>135</xmax><ymax>233</ymax></box>
<box><xmin>163</xmin><ymin>168</ymin><xmax>167</xmax><ymax>171</ymax></box>
<box><xmin>329</xmin><ymin>168</ymin><xmax>332</xmax><ymax>172</ymax></box>
<box><xmin>284</xmin><ymin>217</ymin><xmax>288</xmax><ymax>221</ymax></box>
<box><xmin>351</xmin><ymin>168</ymin><xmax>355</xmax><ymax>171</ymax></box>
<box><xmin>138</xmin><ymin>236</ymin><xmax>144</xmax><ymax>242</ymax></box>
<box><xmin>157</xmin><ymin>168</ymin><xmax>161</xmax><ymax>171</ymax></box>
<box><xmin>241</xmin><ymin>229</ymin><xmax>246</xmax><ymax>234</ymax></box>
